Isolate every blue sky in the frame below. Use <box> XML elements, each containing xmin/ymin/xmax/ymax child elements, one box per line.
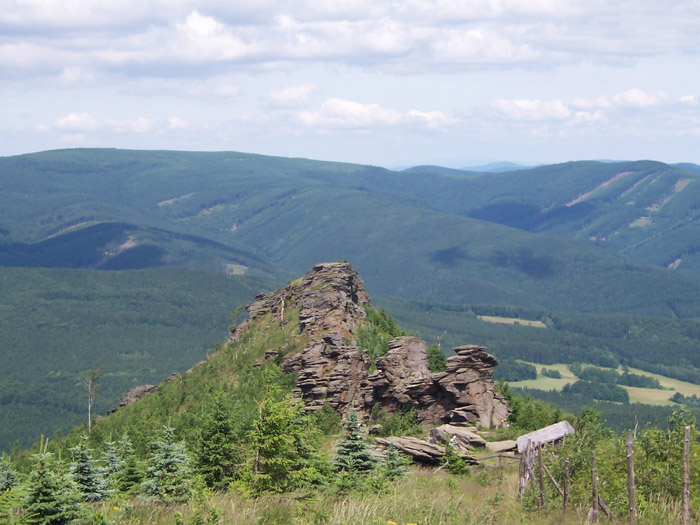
<box><xmin>2</xmin><ymin>1</ymin><xmax>699</xmax><ymax>167</ymax></box>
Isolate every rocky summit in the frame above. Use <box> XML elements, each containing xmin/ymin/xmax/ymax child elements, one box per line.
<box><xmin>230</xmin><ymin>262</ymin><xmax>511</xmax><ymax>428</ymax></box>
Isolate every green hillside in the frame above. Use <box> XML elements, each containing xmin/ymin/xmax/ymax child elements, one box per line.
<box><xmin>314</xmin><ymin>159</ymin><xmax>700</xmax><ymax>275</ymax></box>
<box><xmin>3</xmin><ymin>150</ymin><xmax>700</xmax><ymax>317</ymax></box>
<box><xmin>0</xmin><ymin>266</ymin><xmax>270</xmax><ymax>451</ymax></box>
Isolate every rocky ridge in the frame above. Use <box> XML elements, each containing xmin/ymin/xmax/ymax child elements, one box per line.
<box><xmin>231</xmin><ymin>262</ymin><xmax>510</xmax><ymax>428</ymax></box>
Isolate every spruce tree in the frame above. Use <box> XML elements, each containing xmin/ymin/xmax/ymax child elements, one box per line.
<box><xmin>101</xmin><ymin>439</ymin><xmax>125</xmax><ymax>493</ymax></box>
<box><xmin>382</xmin><ymin>444</ymin><xmax>408</xmax><ymax>480</ymax></box>
<box><xmin>248</xmin><ymin>394</ymin><xmax>325</xmax><ymax>494</ymax></box>
<box><xmin>69</xmin><ymin>435</ymin><xmax>108</xmax><ymax>501</ymax></box>
<box><xmin>332</xmin><ymin>411</ymin><xmax>376</xmax><ymax>473</ymax></box>
<box><xmin>0</xmin><ymin>456</ymin><xmax>18</xmax><ymax>491</ymax></box>
<box><xmin>24</xmin><ymin>446</ymin><xmax>83</xmax><ymax>524</ymax></box>
<box><xmin>116</xmin><ymin>432</ymin><xmax>142</xmax><ymax>493</ymax></box>
<box><xmin>142</xmin><ymin>426</ymin><xmax>191</xmax><ymax>502</ymax></box>
<box><xmin>197</xmin><ymin>392</ymin><xmax>240</xmax><ymax>489</ymax></box>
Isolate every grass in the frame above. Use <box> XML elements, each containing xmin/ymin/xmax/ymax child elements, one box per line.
<box><xmin>477</xmin><ymin>315</ymin><xmax>547</xmax><ymax>328</ymax></box>
<box><xmin>507</xmin><ymin>362</ymin><xmax>700</xmax><ymax>406</ymax></box>
<box><xmin>88</xmin><ymin>467</ymin><xmax>561</xmax><ymax>525</ymax></box>
<box><xmin>76</xmin><ymin>465</ymin><xmax>700</xmax><ymax>524</ymax></box>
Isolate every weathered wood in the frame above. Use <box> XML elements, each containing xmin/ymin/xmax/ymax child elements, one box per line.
<box><xmin>542</xmin><ymin>462</ymin><xmax>564</xmax><ymax>497</ymax></box>
<box><xmin>591</xmin><ymin>450</ymin><xmax>599</xmax><ymax>522</ymax></box>
<box><xmin>517</xmin><ymin>421</ymin><xmax>575</xmax><ymax>453</ymax></box>
<box><xmin>538</xmin><ymin>443</ymin><xmax>546</xmax><ymax>508</ymax></box>
<box><xmin>627</xmin><ymin>435</ymin><xmax>636</xmax><ymax>525</ymax></box>
<box><xmin>519</xmin><ymin>444</ymin><xmax>534</xmax><ymax>497</ymax></box>
<box><xmin>563</xmin><ymin>458</ymin><xmax>570</xmax><ymax>512</ymax></box>
<box><xmin>475</xmin><ymin>453</ymin><xmax>519</xmax><ymax>462</ymax></box>
<box><xmin>598</xmin><ymin>496</ymin><xmax>616</xmax><ymax>521</ymax></box>
<box><xmin>683</xmin><ymin>426</ymin><xmax>691</xmax><ymax>525</ymax></box>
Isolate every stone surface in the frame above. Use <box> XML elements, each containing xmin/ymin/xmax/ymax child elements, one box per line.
<box><xmin>429</xmin><ymin>424</ymin><xmax>487</xmax><ymax>450</ymax></box>
<box><xmin>485</xmin><ymin>440</ymin><xmax>517</xmax><ymax>453</ymax></box>
<box><xmin>230</xmin><ymin>262</ymin><xmax>370</xmax><ymax>342</ymax></box>
<box><xmin>375</xmin><ymin>436</ymin><xmax>477</xmax><ymax>465</ymax></box>
<box><xmin>230</xmin><ymin>261</ymin><xmax>511</xmax><ymax>427</ymax></box>
<box><xmin>117</xmin><ymin>384</ymin><xmax>157</xmax><ymax>408</ymax></box>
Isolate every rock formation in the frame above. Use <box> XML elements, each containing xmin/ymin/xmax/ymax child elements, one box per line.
<box><xmin>374</xmin><ymin>436</ymin><xmax>477</xmax><ymax>465</ymax></box>
<box><xmin>232</xmin><ymin>262</ymin><xmax>511</xmax><ymax>428</ymax></box>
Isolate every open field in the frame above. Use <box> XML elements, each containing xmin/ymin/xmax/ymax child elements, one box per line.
<box><xmin>507</xmin><ymin>362</ymin><xmax>700</xmax><ymax>406</ymax></box>
<box><xmin>477</xmin><ymin>315</ymin><xmax>547</xmax><ymax>328</ymax></box>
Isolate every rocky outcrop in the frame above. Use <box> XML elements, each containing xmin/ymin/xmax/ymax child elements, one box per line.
<box><xmin>370</xmin><ymin>338</ymin><xmax>511</xmax><ymax>428</ymax></box>
<box><xmin>234</xmin><ymin>262</ymin><xmax>511</xmax><ymax>428</ymax></box>
<box><xmin>282</xmin><ymin>331</ymin><xmax>374</xmax><ymax>413</ymax></box>
<box><xmin>375</xmin><ymin>436</ymin><xmax>477</xmax><ymax>465</ymax></box>
<box><xmin>113</xmin><ymin>384</ymin><xmax>157</xmax><ymax>411</ymax></box>
<box><xmin>429</xmin><ymin>424</ymin><xmax>487</xmax><ymax>449</ymax></box>
<box><xmin>230</xmin><ymin>262</ymin><xmax>370</xmax><ymax>342</ymax></box>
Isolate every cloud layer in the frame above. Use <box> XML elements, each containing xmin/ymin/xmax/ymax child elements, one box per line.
<box><xmin>2</xmin><ymin>1</ymin><xmax>700</xmax><ymax>165</ymax></box>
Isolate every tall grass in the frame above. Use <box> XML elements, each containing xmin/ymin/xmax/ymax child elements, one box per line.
<box><xmin>84</xmin><ymin>465</ymin><xmax>700</xmax><ymax>524</ymax></box>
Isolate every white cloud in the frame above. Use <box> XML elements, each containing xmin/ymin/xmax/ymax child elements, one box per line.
<box><xmin>406</xmin><ymin>109</ymin><xmax>460</xmax><ymax>130</ymax></box>
<box><xmin>299</xmin><ymin>98</ymin><xmax>458</xmax><ymax>131</ymax></box>
<box><xmin>680</xmin><ymin>95</ymin><xmax>698</xmax><ymax>106</ymax></box>
<box><xmin>432</xmin><ymin>28</ymin><xmax>539</xmax><ymax>63</ymax></box>
<box><xmin>299</xmin><ymin>98</ymin><xmax>402</xmax><ymax>128</ymax></box>
<box><xmin>573</xmin><ymin>110</ymin><xmax>607</xmax><ymax>125</ymax></box>
<box><xmin>105</xmin><ymin>117</ymin><xmax>156</xmax><ymax>133</ymax></box>
<box><xmin>168</xmin><ymin>117</ymin><xmax>188</xmax><ymax>129</ymax></box>
<box><xmin>268</xmin><ymin>84</ymin><xmax>318</xmax><ymax>107</ymax></box>
<box><xmin>612</xmin><ymin>89</ymin><xmax>668</xmax><ymax>108</ymax></box>
<box><xmin>53</xmin><ymin>113</ymin><xmax>101</xmax><ymax>131</ymax></box>
<box><xmin>491</xmin><ymin>98</ymin><xmax>571</xmax><ymax>121</ymax></box>
<box><xmin>174</xmin><ymin>10</ymin><xmax>253</xmax><ymax>61</ymax></box>
<box><xmin>58</xmin><ymin>66</ymin><xmax>94</xmax><ymax>86</ymax></box>
<box><xmin>3</xmin><ymin>2</ymin><xmax>700</xmax><ymax>76</ymax></box>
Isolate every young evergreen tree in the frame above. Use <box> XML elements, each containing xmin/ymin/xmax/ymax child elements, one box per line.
<box><xmin>68</xmin><ymin>435</ymin><xmax>108</xmax><ymax>502</ymax></box>
<box><xmin>0</xmin><ymin>456</ymin><xmax>18</xmax><ymax>491</ymax></box>
<box><xmin>197</xmin><ymin>392</ymin><xmax>240</xmax><ymax>489</ymax></box>
<box><xmin>101</xmin><ymin>439</ymin><xmax>125</xmax><ymax>493</ymax></box>
<box><xmin>116</xmin><ymin>432</ymin><xmax>142</xmax><ymax>493</ymax></box>
<box><xmin>381</xmin><ymin>444</ymin><xmax>408</xmax><ymax>480</ymax></box>
<box><xmin>248</xmin><ymin>394</ymin><xmax>322</xmax><ymax>494</ymax></box>
<box><xmin>24</xmin><ymin>446</ymin><xmax>83</xmax><ymax>524</ymax></box>
<box><xmin>332</xmin><ymin>411</ymin><xmax>376</xmax><ymax>473</ymax></box>
<box><xmin>142</xmin><ymin>426</ymin><xmax>191</xmax><ymax>503</ymax></box>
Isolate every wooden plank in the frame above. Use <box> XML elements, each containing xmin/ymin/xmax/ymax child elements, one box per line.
<box><xmin>542</xmin><ymin>462</ymin><xmax>564</xmax><ymax>497</ymax></box>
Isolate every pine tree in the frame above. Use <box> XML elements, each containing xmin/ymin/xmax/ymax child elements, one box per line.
<box><xmin>197</xmin><ymin>392</ymin><xmax>241</xmax><ymax>489</ymax></box>
<box><xmin>24</xmin><ymin>444</ymin><xmax>83</xmax><ymax>525</ymax></box>
<box><xmin>248</xmin><ymin>394</ymin><xmax>324</xmax><ymax>494</ymax></box>
<box><xmin>382</xmin><ymin>444</ymin><xmax>408</xmax><ymax>480</ymax></box>
<box><xmin>69</xmin><ymin>435</ymin><xmax>108</xmax><ymax>502</ymax></box>
<box><xmin>0</xmin><ymin>456</ymin><xmax>18</xmax><ymax>491</ymax></box>
<box><xmin>332</xmin><ymin>411</ymin><xmax>376</xmax><ymax>473</ymax></box>
<box><xmin>101</xmin><ymin>439</ymin><xmax>125</xmax><ymax>493</ymax></box>
<box><xmin>142</xmin><ymin>426</ymin><xmax>191</xmax><ymax>502</ymax></box>
<box><xmin>116</xmin><ymin>432</ymin><xmax>142</xmax><ymax>493</ymax></box>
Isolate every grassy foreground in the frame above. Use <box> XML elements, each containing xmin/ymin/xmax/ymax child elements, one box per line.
<box><xmin>80</xmin><ymin>465</ymin><xmax>692</xmax><ymax>524</ymax></box>
<box><xmin>89</xmin><ymin>467</ymin><xmax>541</xmax><ymax>524</ymax></box>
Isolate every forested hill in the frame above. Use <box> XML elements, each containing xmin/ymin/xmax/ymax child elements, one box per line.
<box><xmin>3</xmin><ymin>149</ymin><xmax>700</xmax><ymax>317</ymax></box>
<box><xmin>5</xmin><ymin>148</ymin><xmax>700</xmax><ymax>450</ymax></box>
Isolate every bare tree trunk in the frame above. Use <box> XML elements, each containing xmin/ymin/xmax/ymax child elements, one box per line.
<box><xmin>590</xmin><ymin>450</ymin><xmax>599</xmax><ymax>523</ymax></box>
<box><xmin>627</xmin><ymin>435</ymin><xmax>636</xmax><ymax>525</ymax></box>
<box><xmin>563</xmin><ymin>458</ymin><xmax>569</xmax><ymax>513</ymax></box>
<box><xmin>538</xmin><ymin>442</ymin><xmax>545</xmax><ymax>508</ymax></box>
<box><xmin>683</xmin><ymin>426</ymin><xmax>691</xmax><ymax>525</ymax></box>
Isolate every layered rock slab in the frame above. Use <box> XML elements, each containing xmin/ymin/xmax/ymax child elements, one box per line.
<box><xmin>232</xmin><ymin>262</ymin><xmax>511</xmax><ymax>428</ymax></box>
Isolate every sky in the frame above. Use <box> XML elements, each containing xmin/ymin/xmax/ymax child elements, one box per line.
<box><xmin>2</xmin><ymin>0</ymin><xmax>700</xmax><ymax>168</ymax></box>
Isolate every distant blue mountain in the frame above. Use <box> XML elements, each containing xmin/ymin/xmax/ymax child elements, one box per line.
<box><xmin>461</xmin><ymin>161</ymin><xmax>535</xmax><ymax>173</ymax></box>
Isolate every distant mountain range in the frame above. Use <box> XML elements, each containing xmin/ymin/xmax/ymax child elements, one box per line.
<box><xmin>3</xmin><ymin>149</ymin><xmax>700</xmax><ymax>316</ymax></box>
<box><xmin>4</xmin><ymin>148</ymin><xmax>700</xmax><ymax>450</ymax></box>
